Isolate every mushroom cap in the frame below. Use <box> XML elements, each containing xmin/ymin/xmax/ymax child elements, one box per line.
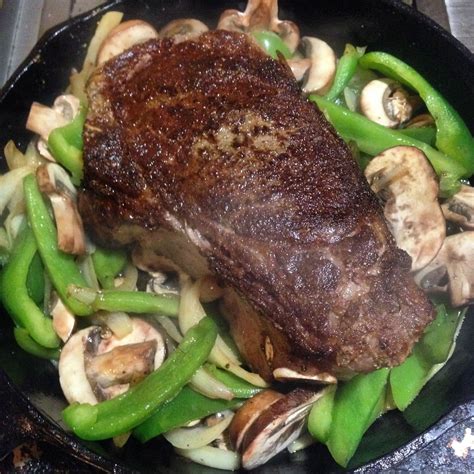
<box><xmin>301</xmin><ymin>36</ymin><xmax>337</xmax><ymax>95</ymax></box>
<box><xmin>159</xmin><ymin>18</ymin><xmax>209</xmax><ymax>43</ymax></box>
<box><xmin>442</xmin><ymin>184</ymin><xmax>474</xmax><ymax>230</ymax></box>
<box><xmin>97</xmin><ymin>20</ymin><xmax>159</xmax><ymax>65</ymax></box>
<box><xmin>415</xmin><ymin>232</ymin><xmax>474</xmax><ymax>307</ymax></box>
<box><xmin>360</xmin><ymin>79</ymin><xmax>413</xmax><ymax>128</ymax></box>
<box><xmin>365</xmin><ymin>146</ymin><xmax>445</xmax><ymax>271</ymax></box>
<box><xmin>240</xmin><ymin>388</ymin><xmax>325</xmax><ymax>469</ymax></box>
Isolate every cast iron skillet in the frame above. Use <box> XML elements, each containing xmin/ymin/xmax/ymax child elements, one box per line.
<box><xmin>0</xmin><ymin>0</ymin><xmax>473</xmax><ymax>472</ymax></box>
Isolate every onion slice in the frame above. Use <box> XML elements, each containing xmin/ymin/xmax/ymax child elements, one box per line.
<box><xmin>176</xmin><ymin>446</ymin><xmax>240</xmax><ymax>471</ymax></box>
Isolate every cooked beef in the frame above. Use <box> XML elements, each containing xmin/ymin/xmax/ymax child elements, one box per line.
<box><xmin>79</xmin><ymin>30</ymin><xmax>434</xmax><ymax>381</ymax></box>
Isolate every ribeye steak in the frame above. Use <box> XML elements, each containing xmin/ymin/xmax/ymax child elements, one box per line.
<box><xmin>79</xmin><ymin>30</ymin><xmax>434</xmax><ymax>381</ymax></box>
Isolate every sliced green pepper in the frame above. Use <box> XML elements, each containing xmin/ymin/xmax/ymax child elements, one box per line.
<box><xmin>390</xmin><ymin>305</ymin><xmax>465</xmax><ymax>411</ymax></box>
<box><xmin>26</xmin><ymin>252</ymin><xmax>45</xmax><ymax>305</ymax></box>
<box><xmin>204</xmin><ymin>363</ymin><xmax>262</xmax><ymax>399</ymax></box>
<box><xmin>23</xmin><ymin>174</ymin><xmax>92</xmax><ymax>316</ymax></box>
<box><xmin>91</xmin><ymin>247</ymin><xmax>127</xmax><ymax>289</ymax></box>
<box><xmin>0</xmin><ymin>224</ymin><xmax>59</xmax><ymax>348</ymax></box>
<box><xmin>360</xmin><ymin>52</ymin><xmax>474</xmax><ymax>176</ymax></box>
<box><xmin>399</xmin><ymin>126</ymin><xmax>437</xmax><ymax>146</ymax></box>
<box><xmin>48</xmin><ymin>106</ymin><xmax>87</xmax><ymax>185</ymax></box>
<box><xmin>252</xmin><ymin>30</ymin><xmax>292</xmax><ymax>59</ymax></box>
<box><xmin>134</xmin><ymin>385</ymin><xmax>242</xmax><ymax>443</ymax></box>
<box><xmin>308</xmin><ymin>384</ymin><xmax>336</xmax><ymax>443</ymax></box>
<box><xmin>14</xmin><ymin>327</ymin><xmax>60</xmax><ymax>360</ymax></box>
<box><xmin>325</xmin><ymin>44</ymin><xmax>363</xmax><ymax>102</ymax></box>
<box><xmin>63</xmin><ymin>317</ymin><xmax>217</xmax><ymax>440</ymax></box>
<box><xmin>326</xmin><ymin>368</ymin><xmax>389</xmax><ymax>467</ymax></box>
<box><xmin>310</xmin><ymin>96</ymin><xmax>466</xmax><ymax>195</ymax></box>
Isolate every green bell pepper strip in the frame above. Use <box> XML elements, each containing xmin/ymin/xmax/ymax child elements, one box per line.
<box><xmin>26</xmin><ymin>252</ymin><xmax>45</xmax><ymax>305</ymax></box>
<box><xmin>14</xmin><ymin>327</ymin><xmax>60</xmax><ymax>360</ymax></box>
<box><xmin>307</xmin><ymin>384</ymin><xmax>337</xmax><ymax>443</ymax></box>
<box><xmin>67</xmin><ymin>286</ymin><xmax>179</xmax><ymax>315</ymax></box>
<box><xmin>359</xmin><ymin>52</ymin><xmax>474</xmax><ymax>176</ymax></box>
<box><xmin>310</xmin><ymin>96</ymin><xmax>467</xmax><ymax>195</ymax></box>
<box><xmin>204</xmin><ymin>363</ymin><xmax>262</xmax><ymax>399</ymax></box>
<box><xmin>252</xmin><ymin>30</ymin><xmax>292</xmax><ymax>59</ymax></box>
<box><xmin>48</xmin><ymin>106</ymin><xmax>87</xmax><ymax>185</ymax></box>
<box><xmin>134</xmin><ymin>385</ymin><xmax>242</xmax><ymax>442</ymax></box>
<box><xmin>399</xmin><ymin>126</ymin><xmax>437</xmax><ymax>146</ymax></box>
<box><xmin>390</xmin><ymin>305</ymin><xmax>465</xmax><ymax>411</ymax></box>
<box><xmin>326</xmin><ymin>368</ymin><xmax>389</xmax><ymax>467</ymax></box>
<box><xmin>0</xmin><ymin>224</ymin><xmax>59</xmax><ymax>348</ymax></box>
<box><xmin>91</xmin><ymin>247</ymin><xmax>127</xmax><ymax>289</ymax></box>
<box><xmin>23</xmin><ymin>174</ymin><xmax>92</xmax><ymax>316</ymax></box>
<box><xmin>325</xmin><ymin>44</ymin><xmax>362</xmax><ymax>102</ymax></box>
<box><xmin>63</xmin><ymin>317</ymin><xmax>217</xmax><ymax>440</ymax></box>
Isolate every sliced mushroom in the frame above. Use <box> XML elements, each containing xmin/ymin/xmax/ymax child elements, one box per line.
<box><xmin>415</xmin><ymin>232</ymin><xmax>474</xmax><ymax>307</ymax></box>
<box><xmin>406</xmin><ymin>113</ymin><xmax>435</xmax><ymax>128</ymax></box>
<box><xmin>273</xmin><ymin>367</ymin><xmax>337</xmax><ymax>384</ymax></box>
<box><xmin>365</xmin><ymin>146</ymin><xmax>445</xmax><ymax>271</ymax></box>
<box><xmin>442</xmin><ymin>185</ymin><xmax>474</xmax><ymax>230</ymax></box>
<box><xmin>286</xmin><ymin>58</ymin><xmax>312</xmax><ymax>82</ymax></box>
<box><xmin>217</xmin><ymin>0</ymin><xmax>300</xmax><ymax>53</ymax></box>
<box><xmin>300</xmin><ymin>37</ymin><xmax>336</xmax><ymax>95</ymax></box>
<box><xmin>240</xmin><ymin>388</ymin><xmax>325</xmax><ymax>470</ymax></box>
<box><xmin>159</xmin><ymin>19</ymin><xmax>208</xmax><ymax>43</ymax></box>
<box><xmin>36</xmin><ymin>163</ymin><xmax>86</xmax><ymax>255</ymax></box>
<box><xmin>26</xmin><ymin>94</ymin><xmax>80</xmax><ymax>143</ymax></box>
<box><xmin>96</xmin><ymin>20</ymin><xmax>159</xmax><ymax>65</ymax></box>
<box><xmin>228</xmin><ymin>389</ymin><xmax>284</xmax><ymax>451</ymax></box>
<box><xmin>59</xmin><ymin>318</ymin><xmax>165</xmax><ymax>404</ymax></box>
<box><xmin>51</xmin><ymin>295</ymin><xmax>75</xmax><ymax>342</ymax></box>
<box><xmin>360</xmin><ymin>79</ymin><xmax>413</xmax><ymax>128</ymax></box>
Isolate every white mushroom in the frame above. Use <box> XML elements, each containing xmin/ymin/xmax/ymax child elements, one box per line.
<box><xmin>300</xmin><ymin>37</ymin><xmax>337</xmax><ymax>95</ymax></box>
<box><xmin>59</xmin><ymin>318</ymin><xmax>165</xmax><ymax>404</ymax></box>
<box><xmin>239</xmin><ymin>388</ymin><xmax>325</xmax><ymax>469</ymax></box>
<box><xmin>286</xmin><ymin>58</ymin><xmax>312</xmax><ymax>82</ymax></box>
<box><xmin>442</xmin><ymin>185</ymin><xmax>474</xmax><ymax>230</ymax></box>
<box><xmin>360</xmin><ymin>79</ymin><xmax>413</xmax><ymax>128</ymax></box>
<box><xmin>415</xmin><ymin>232</ymin><xmax>474</xmax><ymax>307</ymax></box>
<box><xmin>96</xmin><ymin>20</ymin><xmax>159</xmax><ymax>65</ymax></box>
<box><xmin>159</xmin><ymin>18</ymin><xmax>209</xmax><ymax>43</ymax></box>
<box><xmin>228</xmin><ymin>389</ymin><xmax>284</xmax><ymax>451</ymax></box>
<box><xmin>217</xmin><ymin>0</ymin><xmax>300</xmax><ymax>54</ymax></box>
<box><xmin>272</xmin><ymin>367</ymin><xmax>337</xmax><ymax>384</ymax></box>
<box><xmin>26</xmin><ymin>94</ymin><xmax>80</xmax><ymax>143</ymax></box>
<box><xmin>365</xmin><ymin>146</ymin><xmax>445</xmax><ymax>271</ymax></box>
<box><xmin>51</xmin><ymin>295</ymin><xmax>76</xmax><ymax>342</ymax></box>
<box><xmin>36</xmin><ymin>163</ymin><xmax>86</xmax><ymax>255</ymax></box>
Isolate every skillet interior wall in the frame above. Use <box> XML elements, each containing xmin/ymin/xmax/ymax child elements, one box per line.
<box><xmin>0</xmin><ymin>0</ymin><xmax>473</xmax><ymax>472</ymax></box>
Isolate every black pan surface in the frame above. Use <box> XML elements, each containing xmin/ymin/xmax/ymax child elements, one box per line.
<box><xmin>0</xmin><ymin>1</ymin><xmax>473</xmax><ymax>472</ymax></box>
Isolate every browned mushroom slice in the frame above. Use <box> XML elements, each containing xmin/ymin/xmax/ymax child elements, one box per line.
<box><xmin>36</xmin><ymin>163</ymin><xmax>86</xmax><ymax>255</ymax></box>
<box><xmin>365</xmin><ymin>146</ymin><xmax>445</xmax><ymax>271</ymax></box>
<box><xmin>228</xmin><ymin>389</ymin><xmax>284</xmax><ymax>451</ymax></box>
<box><xmin>442</xmin><ymin>185</ymin><xmax>474</xmax><ymax>230</ymax></box>
<box><xmin>51</xmin><ymin>294</ymin><xmax>76</xmax><ymax>342</ymax></box>
<box><xmin>415</xmin><ymin>232</ymin><xmax>474</xmax><ymax>307</ymax></box>
<box><xmin>217</xmin><ymin>0</ymin><xmax>300</xmax><ymax>53</ymax></box>
<box><xmin>240</xmin><ymin>388</ymin><xmax>324</xmax><ymax>469</ymax></box>
<box><xmin>97</xmin><ymin>20</ymin><xmax>159</xmax><ymax>65</ymax></box>
<box><xmin>159</xmin><ymin>19</ymin><xmax>209</xmax><ymax>43</ymax></box>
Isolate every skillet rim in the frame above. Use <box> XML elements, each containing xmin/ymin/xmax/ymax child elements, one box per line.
<box><xmin>0</xmin><ymin>0</ymin><xmax>473</xmax><ymax>471</ymax></box>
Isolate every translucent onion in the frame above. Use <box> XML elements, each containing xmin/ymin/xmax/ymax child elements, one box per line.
<box><xmin>114</xmin><ymin>263</ymin><xmax>138</xmax><ymax>291</ymax></box>
<box><xmin>67</xmin><ymin>284</ymin><xmax>97</xmax><ymax>305</ymax></box>
<box><xmin>78</xmin><ymin>254</ymin><xmax>100</xmax><ymax>290</ymax></box>
<box><xmin>5</xmin><ymin>213</ymin><xmax>25</xmax><ymax>244</ymax></box>
<box><xmin>98</xmin><ymin>312</ymin><xmax>133</xmax><ymax>339</ymax></box>
<box><xmin>175</xmin><ymin>446</ymin><xmax>240</xmax><ymax>471</ymax></box>
<box><xmin>156</xmin><ymin>315</ymin><xmax>183</xmax><ymax>343</ymax></box>
<box><xmin>179</xmin><ymin>277</ymin><xmax>267</xmax><ymax>388</ymax></box>
<box><xmin>164</xmin><ymin>411</ymin><xmax>234</xmax><ymax>449</ymax></box>
<box><xmin>4</xmin><ymin>140</ymin><xmax>27</xmax><ymax>170</ymax></box>
<box><xmin>0</xmin><ymin>166</ymin><xmax>33</xmax><ymax>216</ymax></box>
<box><xmin>189</xmin><ymin>367</ymin><xmax>234</xmax><ymax>401</ymax></box>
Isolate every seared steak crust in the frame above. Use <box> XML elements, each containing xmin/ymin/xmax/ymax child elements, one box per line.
<box><xmin>80</xmin><ymin>30</ymin><xmax>433</xmax><ymax>380</ymax></box>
